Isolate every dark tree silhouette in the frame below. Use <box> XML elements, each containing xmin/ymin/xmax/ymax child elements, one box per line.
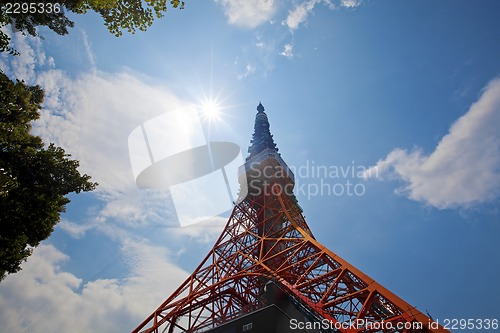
<box><xmin>0</xmin><ymin>70</ymin><xmax>97</xmax><ymax>281</ymax></box>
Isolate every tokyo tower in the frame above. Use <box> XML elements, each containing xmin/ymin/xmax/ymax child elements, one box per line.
<box><xmin>132</xmin><ymin>103</ymin><xmax>449</xmax><ymax>333</ymax></box>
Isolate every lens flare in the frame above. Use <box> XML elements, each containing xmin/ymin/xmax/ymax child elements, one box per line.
<box><xmin>200</xmin><ymin>99</ymin><xmax>222</xmax><ymax>122</ymax></box>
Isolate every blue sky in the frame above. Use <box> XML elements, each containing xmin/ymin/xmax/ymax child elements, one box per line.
<box><xmin>1</xmin><ymin>0</ymin><xmax>500</xmax><ymax>332</ymax></box>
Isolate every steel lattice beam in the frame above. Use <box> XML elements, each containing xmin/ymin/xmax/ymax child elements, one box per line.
<box><xmin>132</xmin><ymin>183</ymin><xmax>449</xmax><ymax>333</ymax></box>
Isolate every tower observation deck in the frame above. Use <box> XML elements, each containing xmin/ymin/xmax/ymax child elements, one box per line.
<box><xmin>132</xmin><ymin>103</ymin><xmax>449</xmax><ymax>333</ymax></box>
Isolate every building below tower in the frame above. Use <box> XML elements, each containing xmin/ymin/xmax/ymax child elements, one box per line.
<box><xmin>206</xmin><ymin>281</ymin><xmax>324</xmax><ymax>333</ymax></box>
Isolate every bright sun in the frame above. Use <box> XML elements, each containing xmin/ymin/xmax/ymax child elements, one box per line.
<box><xmin>200</xmin><ymin>99</ymin><xmax>222</xmax><ymax>122</ymax></box>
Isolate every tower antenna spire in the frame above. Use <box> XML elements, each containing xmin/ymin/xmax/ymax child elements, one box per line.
<box><xmin>247</xmin><ymin>102</ymin><xmax>278</xmax><ymax>161</ymax></box>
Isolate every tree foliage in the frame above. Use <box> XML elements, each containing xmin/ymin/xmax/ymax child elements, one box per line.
<box><xmin>0</xmin><ymin>0</ymin><xmax>185</xmax><ymax>53</ymax></box>
<box><xmin>0</xmin><ymin>70</ymin><xmax>97</xmax><ymax>281</ymax></box>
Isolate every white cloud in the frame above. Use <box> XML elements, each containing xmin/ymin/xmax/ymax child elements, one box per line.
<box><xmin>282</xmin><ymin>0</ymin><xmax>361</xmax><ymax>31</ymax></box>
<box><xmin>80</xmin><ymin>29</ymin><xmax>96</xmax><ymax>71</ymax></box>
<box><xmin>0</xmin><ymin>26</ymin><xmax>57</xmax><ymax>83</ymax></box>
<box><xmin>281</xmin><ymin>43</ymin><xmax>294</xmax><ymax>58</ymax></box>
<box><xmin>58</xmin><ymin>219</ymin><xmax>92</xmax><ymax>239</ymax></box>
<box><xmin>33</xmin><ymin>69</ymin><xmax>184</xmax><ymax>194</ymax></box>
<box><xmin>0</xmin><ymin>28</ymin><xmax>34</xmax><ymax>82</ymax></box>
<box><xmin>238</xmin><ymin>63</ymin><xmax>256</xmax><ymax>79</ymax></box>
<box><xmin>283</xmin><ymin>0</ymin><xmax>321</xmax><ymax>31</ymax></box>
<box><xmin>170</xmin><ymin>215</ymin><xmax>227</xmax><ymax>242</ymax></box>
<box><xmin>364</xmin><ymin>78</ymin><xmax>500</xmax><ymax>209</ymax></box>
<box><xmin>35</xmin><ymin>67</ymin><xmax>236</xmax><ymax>238</ymax></box>
<box><xmin>341</xmin><ymin>0</ymin><xmax>361</xmax><ymax>8</ymax></box>
<box><xmin>29</xmin><ymin>68</ymin><xmax>190</xmax><ymax>234</ymax></box>
<box><xmin>0</xmin><ymin>243</ymin><xmax>188</xmax><ymax>333</ymax></box>
<box><xmin>216</xmin><ymin>0</ymin><xmax>278</xmax><ymax>29</ymax></box>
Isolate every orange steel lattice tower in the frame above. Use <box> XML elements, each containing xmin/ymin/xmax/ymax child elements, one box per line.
<box><xmin>133</xmin><ymin>103</ymin><xmax>449</xmax><ymax>333</ymax></box>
